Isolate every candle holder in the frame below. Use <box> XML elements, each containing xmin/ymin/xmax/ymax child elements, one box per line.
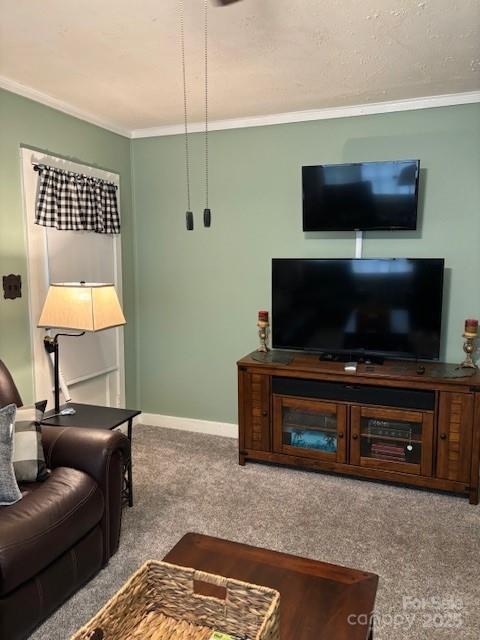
<box><xmin>257</xmin><ymin>310</ymin><xmax>270</xmax><ymax>353</ymax></box>
<box><xmin>257</xmin><ymin>321</ymin><xmax>270</xmax><ymax>352</ymax></box>
<box><xmin>461</xmin><ymin>333</ymin><xmax>477</xmax><ymax>369</ymax></box>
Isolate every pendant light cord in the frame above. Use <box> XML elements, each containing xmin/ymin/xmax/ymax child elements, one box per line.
<box><xmin>204</xmin><ymin>0</ymin><xmax>209</xmax><ymax>210</ymax></box>
<box><xmin>180</xmin><ymin>0</ymin><xmax>191</xmax><ymax>212</ymax></box>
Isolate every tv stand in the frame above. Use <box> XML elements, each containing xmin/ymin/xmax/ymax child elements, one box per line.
<box><xmin>238</xmin><ymin>351</ymin><xmax>480</xmax><ymax>504</ymax></box>
<box><xmin>318</xmin><ymin>352</ymin><xmax>384</xmax><ymax>365</ymax></box>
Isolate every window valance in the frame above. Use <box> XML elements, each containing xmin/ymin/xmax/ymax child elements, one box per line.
<box><xmin>34</xmin><ymin>164</ymin><xmax>120</xmax><ymax>234</ymax></box>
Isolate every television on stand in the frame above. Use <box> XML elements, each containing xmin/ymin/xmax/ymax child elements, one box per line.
<box><xmin>272</xmin><ymin>258</ymin><xmax>444</xmax><ymax>363</ymax></box>
<box><xmin>302</xmin><ymin>160</ymin><xmax>420</xmax><ymax>231</ymax></box>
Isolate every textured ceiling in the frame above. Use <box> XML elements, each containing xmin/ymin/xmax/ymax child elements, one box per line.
<box><xmin>0</xmin><ymin>0</ymin><xmax>479</xmax><ymax>131</ymax></box>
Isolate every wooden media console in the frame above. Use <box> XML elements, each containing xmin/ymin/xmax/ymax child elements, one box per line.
<box><xmin>237</xmin><ymin>352</ymin><xmax>480</xmax><ymax>504</ymax></box>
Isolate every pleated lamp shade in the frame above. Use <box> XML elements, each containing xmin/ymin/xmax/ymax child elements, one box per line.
<box><xmin>38</xmin><ymin>282</ymin><xmax>126</xmax><ymax>331</ymax></box>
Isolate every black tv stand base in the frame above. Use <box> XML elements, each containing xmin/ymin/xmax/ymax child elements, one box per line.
<box><xmin>318</xmin><ymin>352</ymin><xmax>384</xmax><ymax>365</ymax></box>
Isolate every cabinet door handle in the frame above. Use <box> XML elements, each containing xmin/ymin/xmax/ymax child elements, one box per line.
<box><xmin>352</xmin><ymin>433</ymin><xmax>358</xmax><ymax>440</ymax></box>
<box><xmin>440</xmin><ymin>433</ymin><xmax>447</xmax><ymax>440</ymax></box>
<box><xmin>338</xmin><ymin>432</ymin><xmax>344</xmax><ymax>438</ymax></box>
<box><xmin>262</xmin><ymin>410</ymin><xmax>268</xmax><ymax>417</ymax></box>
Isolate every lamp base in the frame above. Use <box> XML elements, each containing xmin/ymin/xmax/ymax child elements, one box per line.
<box><xmin>43</xmin><ymin>336</ymin><xmax>60</xmax><ymax>413</ymax></box>
<box><xmin>43</xmin><ymin>331</ymin><xmax>85</xmax><ymax>412</ymax></box>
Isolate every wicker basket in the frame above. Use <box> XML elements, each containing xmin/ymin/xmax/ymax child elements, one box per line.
<box><xmin>71</xmin><ymin>560</ymin><xmax>280</xmax><ymax>640</ymax></box>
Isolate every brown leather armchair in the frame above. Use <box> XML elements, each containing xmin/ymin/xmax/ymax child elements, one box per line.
<box><xmin>0</xmin><ymin>360</ymin><xmax>130</xmax><ymax>640</ymax></box>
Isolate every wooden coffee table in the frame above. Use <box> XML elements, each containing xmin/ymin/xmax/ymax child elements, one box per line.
<box><xmin>164</xmin><ymin>533</ymin><xmax>378</xmax><ymax>640</ymax></box>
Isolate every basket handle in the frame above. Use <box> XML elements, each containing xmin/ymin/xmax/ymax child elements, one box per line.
<box><xmin>193</xmin><ymin>570</ymin><xmax>228</xmax><ymax>601</ymax></box>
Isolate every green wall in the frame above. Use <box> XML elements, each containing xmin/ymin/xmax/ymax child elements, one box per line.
<box><xmin>2</xmin><ymin>90</ymin><xmax>479</xmax><ymax>424</ymax></box>
<box><xmin>0</xmin><ymin>89</ymin><xmax>137</xmax><ymax>405</ymax></box>
<box><xmin>132</xmin><ymin>104</ymin><xmax>480</xmax><ymax>424</ymax></box>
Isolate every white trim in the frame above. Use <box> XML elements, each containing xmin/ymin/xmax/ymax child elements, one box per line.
<box><xmin>20</xmin><ymin>147</ymin><xmax>126</xmax><ymax>409</ymax></box>
<box><xmin>66</xmin><ymin>365</ymin><xmax>119</xmax><ymax>387</ymax></box>
<box><xmin>139</xmin><ymin>413</ymin><xmax>238</xmax><ymax>439</ymax></box>
<box><xmin>131</xmin><ymin>90</ymin><xmax>480</xmax><ymax>138</ymax></box>
<box><xmin>355</xmin><ymin>231</ymin><xmax>363</xmax><ymax>259</ymax></box>
<box><xmin>3</xmin><ymin>74</ymin><xmax>479</xmax><ymax>139</ymax></box>
<box><xmin>0</xmin><ymin>75</ymin><xmax>131</xmax><ymax>138</ymax></box>
<box><xmin>132</xmin><ymin>414</ymin><xmax>143</xmax><ymax>428</ymax></box>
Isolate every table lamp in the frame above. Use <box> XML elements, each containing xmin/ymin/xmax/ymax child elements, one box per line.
<box><xmin>38</xmin><ymin>282</ymin><xmax>126</xmax><ymax>412</ymax></box>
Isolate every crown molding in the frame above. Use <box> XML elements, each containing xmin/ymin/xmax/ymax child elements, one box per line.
<box><xmin>0</xmin><ymin>75</ymin><xmax>131</xmax><ymax>138</ymax></box>
<box><xmin>131</xmin><ymin>90</ymin><xmax>480</xmax><ymax>138</ymax></box>
<box><xmin>2</xmin><ymin>74</ymin><xmax>479</xmax><ymax>140</ymax></box>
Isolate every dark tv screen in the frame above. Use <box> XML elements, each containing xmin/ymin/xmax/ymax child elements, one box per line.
<box><xmin>272</xmin><ymin>258</ymin><xmax>444</xmax><ymax>360</ymax></box>
<box><xmin>302</xmin><ymin>160</ymin><xmax>420</xmax><ymax>231</ymax></box>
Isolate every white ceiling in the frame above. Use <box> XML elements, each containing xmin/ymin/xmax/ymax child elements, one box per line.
<box><xmin>1</xmin><ymin>0</ymin><xmax>479</xmax><ymax>134</ymax></box>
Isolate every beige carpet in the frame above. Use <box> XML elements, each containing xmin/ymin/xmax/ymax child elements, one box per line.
<box><xmin>31</xmin><ymin>424</ymin><xmax>480</xmax><ymax>639</ymax></box>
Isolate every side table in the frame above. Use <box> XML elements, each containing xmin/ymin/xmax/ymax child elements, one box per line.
<box><xmin>41</xmin><ymin>403</ymin><xmax>141</xmax><ymax>507</ymax></box>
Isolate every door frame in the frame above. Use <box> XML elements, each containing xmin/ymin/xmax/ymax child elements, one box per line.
<box><xmin>20</xmin><ymin>146</ymin><xmax>125</xmax><ymax>408</ymax></box>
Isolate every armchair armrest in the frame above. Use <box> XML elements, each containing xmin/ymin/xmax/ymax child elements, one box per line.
<box><xmin>41</xmin><ymin>426</ymin><xmax>130</xmax><ymax>562</ymax></box>
<box><xmin>42</xmin><ymin>426</ymin><xmax>130</xmax><ymax>482</ymax></box>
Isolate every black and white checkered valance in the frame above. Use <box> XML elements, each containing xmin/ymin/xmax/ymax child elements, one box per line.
<box><xmin>34</xmin><ymin>164</ymin><xmax>120</xmax><ymax>234</ymax></box>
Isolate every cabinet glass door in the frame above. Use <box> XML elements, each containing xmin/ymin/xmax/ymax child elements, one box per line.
<box><xmin>273</xmin><ymin>396</ymin><xmax>346</xmax><ymax>463</ymax></box>
<box><xmin>351</xmin><ymin>406</ymin><xmax>433</xmax><ymax>476</ymax></box>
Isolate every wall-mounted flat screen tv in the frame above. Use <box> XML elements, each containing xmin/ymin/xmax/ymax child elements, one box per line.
<box><xmin>272</xmin><ymin>258</ymin><xmax>444</xmax><ymax>361</ymax></box>
<box><xmin>302</xmin><ymin>160</ymin><xmax>420</xmax><ymax>231</ymax></box>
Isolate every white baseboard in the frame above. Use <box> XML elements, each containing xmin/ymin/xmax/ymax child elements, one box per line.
<box><xmin>138</xmin><ymin>412</ymin><xmax>238</xmax><ymax>439</ymax></box>
<box><xmin>132</xmin><ymin>414</ymin><xmax>143</xmax><ymax>428</ymax></box>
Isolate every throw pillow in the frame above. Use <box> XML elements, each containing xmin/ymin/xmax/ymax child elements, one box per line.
<box><xmin>13</xmin><ymin>400</ymin><xmax>49</xmax><ymax>483</ymax></box>
<box><xmin>0</xmin><ymin>404</ymin><xmax>22</xmax><ymax>505</ymax></box>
